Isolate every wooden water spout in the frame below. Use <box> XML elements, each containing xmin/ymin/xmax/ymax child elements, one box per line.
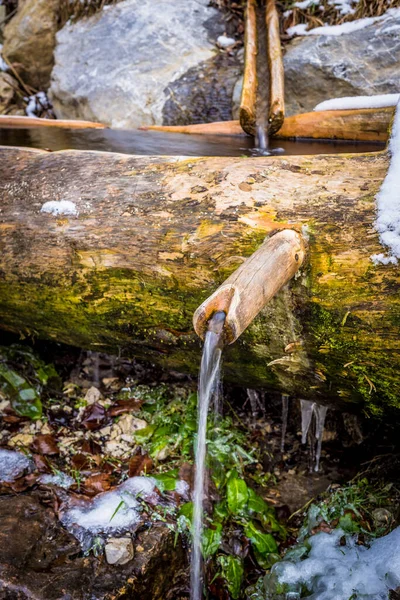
<box><xmin>240</xmin><ymin>0</ymin><xmax>284</xmax><ymax>136</ymax></box>
<box><xmin>193</xmin><ymin>230</ymin><xmax>305</xmax><ymax>343</ymax></box>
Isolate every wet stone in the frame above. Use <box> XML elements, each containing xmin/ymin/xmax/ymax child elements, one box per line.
<box><xmin>0</xmin><ymin>491</ymin><xmax>187</xmax><ymax>599</ymax></box>
<box><xmin>105</xmin><ymin>537</ymin><xmax>134</xmax><ymax>565</ymax></box>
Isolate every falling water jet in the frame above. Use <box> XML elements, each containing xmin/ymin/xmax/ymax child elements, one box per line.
<box><xmin>192</xmin><ymin>230</ymin><xmax>305</xmax><ymax>598</ymax></box>
<box><xmin>190</xmin><ymin>310</ymin><xmax>226</xmax><ymax>600</ymax></box>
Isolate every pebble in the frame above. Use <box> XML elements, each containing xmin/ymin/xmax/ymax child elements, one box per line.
<box><xmin>105</xmin><ymin>537</ymin><xmax>134</xmax><ymax>565</ymax></box>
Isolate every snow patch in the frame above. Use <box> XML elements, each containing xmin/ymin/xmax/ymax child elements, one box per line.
<box><xmin>40</xmin><ymin>200</ymin><xmax>78</xmax><ymax>216</ymax></box>
<box><xmin>371</xmin><ymin>99</ymin><xmax>400</xmax><ymax>265</ymax></box>
<box><xmin>0</xmin><ymin>448</ymin><xmax>32</xmax><ymax>482</ymax></box>
<box><xmin>314</xmin><ymin>93</ymin><xmax>400</xmax><ymax>112</ymax></box>
<box><xmin>0</xmin><ymin>44</ymin><xmax>8</xmax><ymax>72</ymax></box>
<box><xmin>287</xmin><ymin>8</ymin><xmax>400</xmax><ymax>36</ymax></box>
<box><xmin>61</xmin><ymin>476</ymin><xmax>157</xmax><ymax>539</ymax></box>
<box><xmin>270</xmin><ymin>527</ymin><xmax>400</xmax><ymax>600</ymax></box>
<box><xmin>175</xmin><ymin>479</ymin><xmax>190</xmax><ymax>498</ymax></box>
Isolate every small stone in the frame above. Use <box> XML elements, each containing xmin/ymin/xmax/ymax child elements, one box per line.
<box><xmin>132</xmin><ymin>418</ymin><xmax>148</xmax><ymax>432</ymax></box>
<box><xmin>8</xmin><ymin>433</ymin><xmax>35</xmax><ymax>447</ymax></box>
<box><xmin>105</xmin><ymin>537</ymin><xmax>134</xmax><ymax>565</ymax></box>
<box><xmin>84</xmin><ymin>386</ymin><xmax>102</xmax><ymax>405</ymax></box>
<box><xmin>217</xmin><ymin>35</ymin><xmax>236</xmax><ymax>49</ymax></box>
<box><xmin>372</xmin><ymin>508</ymin><xmax>393</xmax><ymax>527</ymax></box>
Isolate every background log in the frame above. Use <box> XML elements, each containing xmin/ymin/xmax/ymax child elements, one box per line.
<box><xmin>0</xmin><ymin>146</ymin><xmax>399</xmax><ymax>414</ymax></box>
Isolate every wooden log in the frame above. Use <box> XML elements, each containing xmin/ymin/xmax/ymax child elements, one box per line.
<box><xmin>139</xmin><ymin>107</ymin><xmax>393</xmax><ymax>142</ymax></box>
<box><xmin>0</xmin><ymin>146</ymin><xmax>399</xmax><ymax>414</ymax></box>
<box><xmin>239</xmin><ymin>0</ymin><xmax>257</xmax><ymax>136</ymax></box>
<box><xmin>266</xmin><ymin>0</ymin><xmax>285</xmax><ymax>134</ymax></box>
<box><xmin>0</xmin><ymin>115</ymin><xmax>107</xmax><ymax>129</ymax></box>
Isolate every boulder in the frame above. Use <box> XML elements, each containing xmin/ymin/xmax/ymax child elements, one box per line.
<box><xmin>50</xmin><ymin>0</ymin><xmax>241</xmax><ymax>128</ymax></box>
<box><xmin>0</xmin><ymin>72</ymin><xmax>16</xmax><ymax>113</ymax></box>
<box><xmin>283</xmin><ymin>9</ymin><xmax>400</xmax><ymax>115</ymax></box>
<box><xmin>2</xmin><ymin>0</ymin><xmax>60</xmax><ymax>90</ymax></box>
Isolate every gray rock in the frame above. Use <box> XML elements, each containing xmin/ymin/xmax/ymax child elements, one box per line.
<box><xmin>105</xmin><ymin>537</ymin><xmax>134</xmax><ymax>565</ymax></box>
<box><xmin>283</xmin><ymin>10</ymin><xmax>400</xmax><ymax>115</ymax></box>
<box><xmin>0</xmin><ymin>72</ymin><xmax>16</xmax><ymax>114</ymax></box>
<box><xmin>50</xmin><ymin>0</ymin><xmax>236</xmax><ymax>128</ymax></box>
<box><xmin>2</xmin><ymin>0</ymin><xmax>60</xmax><ymax>90</ymax></box>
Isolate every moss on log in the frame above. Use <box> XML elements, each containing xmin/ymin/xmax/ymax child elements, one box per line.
<box><xmin>0</xmin><ymin>146</ymin><xmax>399</xmax><ymax>414</ymax></box>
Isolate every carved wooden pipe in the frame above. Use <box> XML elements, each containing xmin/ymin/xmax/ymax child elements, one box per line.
<box><xmin>193</xmin><ymin>230</ymin><xmax>306</xmax><ymax>344</ymax></box>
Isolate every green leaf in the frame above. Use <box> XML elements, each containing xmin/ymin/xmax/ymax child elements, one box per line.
<box><xmin>152</xmin><ymin>469</ymin><xmax>178</xmax><ymax>492</ymax></box>
<box><xmin>179</xmin><ymin>502</ymin><xmax>193</xmax><ymax>522</ymax></box>
<box><xmin>245</xmin><ymin>521</ymin><xmax>278</xmax><ymax>555</ymax></box>
<box><xmin>202</xmin><ymin>523</ymin><xmax>222</xmax><ymax>558</ymax></box>
<box><xmin>253</xmin><ymin>548</ymin><xmax>280</xmax><ymax>570</ymax></box>
<box><xmin>247</xmin><ymin>488</ymin><xmax>270</xmax><ymax>514</ymax></box>
<box><xmin>0</xmin><ymin>364</ymin><xmax>42</xmax><ymax>419</ymax></box>
<box><xmin>227</xmin><ymin>472</ymin><xmax>249</xmax><ymax>515</ymax></box>
<box><xmin>217</xmin><ymin>555</ymin><xmax>244</xmax><ymax>599</ymax></box>
<box><xmin>339</xmin><ymin>513</ymin><xmax>360</xmax><ymax>533</ymax></box>
<box><xmin>134</xmin><ymin>424</ymin><xmax>156</xmax><ymax>444</ymax></box>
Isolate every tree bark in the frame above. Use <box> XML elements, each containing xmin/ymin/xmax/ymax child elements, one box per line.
<box><xmin>0</xmin><ymin>146</ymin><xmax>399</xmax><ymax>414</ymax></box>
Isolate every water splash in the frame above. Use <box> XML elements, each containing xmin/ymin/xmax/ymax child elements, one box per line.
<box><xmin>190</xmin><ymin>311</ymin><xmax>225</xmax><ymax>600</ymax></box>
<box><xmin>281</xmin><ymin>394</ymin><xmax>290</xmax><ymax>452</ymax></box>
<box><xmin>300</xmin><ymin>400</ymin><xmax>328</xmax><ymax>472</ymax></box>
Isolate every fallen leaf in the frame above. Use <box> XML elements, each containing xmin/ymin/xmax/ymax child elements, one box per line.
<box><xmin>32</xmin><ymin>434</ymin><xmax>59</xmax><ymax>455</ymax></box>
<box><xmin>70</xmin><ymin>453</ymin><xmax>90</xmax><ymax>470</ymax></box>
<box><xmin>81</xmin><ymin>439</ymin><xmax>102</xmax><ymax>455</ymax></box>
<box><xmin>238</xmin><ymin>182</ymin><xmax>252</xmax><ymax>192</ymax></box>
<box><xmin>82</xmin><ymin>403</ymin><xmax>107</xmax><ymax>430</ymax></box>
<box><xmin>108</xmin><ymin>398</ymin><xmax>144</xmax><ymax>417</ymax></box>
<box><xmin>128</xmin><ymin>454</ymin><xmax>153</xmax><ymax>477</ymax></box>
<box><xmin>82</xmin><ymin>473</ymin><xmax>112</xmax><ymax>496</ymax></box>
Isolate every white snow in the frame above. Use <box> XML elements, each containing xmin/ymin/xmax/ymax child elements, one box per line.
<box><xmin>287</xmin><ymin>8</ymin><xmax>400</xmax><ymax>36</ymax></box>
<box><xmin>40</xmin><ymin>472</ymin><xmax>75</xmax><ymax>489</ymax></box>
<box><xmin>314</xmin><ymin>94</ymin><xmax>400</xmax><ymax>112</ymax></box>
<box><xmin>25</xmin><ymin>91</ymin><xmax>51</xmax><ymax>118</ymax></box>
<box><xmin>328</xmin><ymin>0</ymin><xmax>356</xmax><ymax>15</ymax></box>
<box><xmin>61</xmin><ymin>476</ymin><xmax>157</xmax><ymax>536</ymax></box>
<box><xmin>371</xmin><ymin>99</ymin><xmax>400</xmax><ymax>265</ymax></box>
<box><xmin>175</xmin><ymin>479</ymin><xmax>190</xmax><ymax>498</ymax></box>
<box><xmin>217</xmin><ymin>35</ymin><xmax>236</xmax><ymax>48</ymax></box>
<box><xmin>272</xmin><ymin>527</ymin><xmax>400</xmax><ymax>600</ymax></box>
<box><xmin>40</xmin><ymin>200</ymin><xmax>78</xmax><ymax>216</ymax></box>
<box><xmin>0</xmin><ymin>448</ymin><xmax>32</xmax><ymax>482</ymax></box>
<box><xmin>0</xmin><ymin>44</ymin><xmax>8</xmax><ymax>72</ymax></box>
<box><xmin>294</xmin><ymin>0</ymin><xmax>319</xmax><ymax>9</ymax></box>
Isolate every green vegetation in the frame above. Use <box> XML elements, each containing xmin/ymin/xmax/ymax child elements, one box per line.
<box><xmin>132</xmin><ymin>385</ymin><xmax>286</xmax><ymax>598</ymax></box>
<box><xmin>0</xmin><ymin>345</ymin><xmax>60</xmax><ymax>419</ymax></box>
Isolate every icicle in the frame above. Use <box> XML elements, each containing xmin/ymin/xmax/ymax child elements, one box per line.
<box><xmin>281</xmin><ymin>394</ymin><xmax>290</xmax><ymax>452</ymax></box>
<box><xmin>247</xmin><ymin>389</ymin><xmax>261</xmax><ymax>418</ymax></box>
<box><xmin>314</xmin><ymin>405</ymin><xmax>328</xmax><ymax>472</ymax></box>
<box><xmin>300</xmin><ymin>399</ymin><xmax>314</xmax><ymax>444</ymax></box>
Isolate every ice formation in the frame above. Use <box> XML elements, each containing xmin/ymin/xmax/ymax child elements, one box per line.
<box><xmin>371</xmin><ymin>99</ymin><xmax>400</xmax><ymax>265</ymax></box>
<box><xmin>61</xmin><ymin>476</ymin><xmax>157</xmax><ymax>538</ymax></box>
<box><xmin>299</xmin><ymin>400</ymin><xmax>328</xmax><ymax>472</ymax></box>
<box><xmin>40</xmin><ymin>472</ymin><xmax>75</xmax><ymax>489</ymax></box>
<box><xmin>314</xmin><ymin>93</ymin><xmax>400</xmax><ymax>112</ymax></box>
<box><xmin>0</xmin><ymin>44</ymin><xmax>8</xmax><ymax>71</ymax></box>
<box><xmin>0</xmin><ymin>448</ymin><xmax>32</xmax><ymax>482</ymax></box>
<box><xmin>281</xmin><ymin>395</ymin><xmax>290</xmax><ymax>452</ymax></box>
<box><xmin>268</xmin><ymin>527</ymin><xmax>400</xmax><ymax>600</ymax></box>
<box><xmin>40</xmin><ymin>200</ymin><xmax>78</xmax><ymax>216</ymax></box>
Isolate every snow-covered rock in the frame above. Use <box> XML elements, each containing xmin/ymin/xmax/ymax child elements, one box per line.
<box><xmin>284</xmin><ymin>9</ymin><xmax>400</xmax><ymax>116</ymax></box>
<box><xmin>50</xmin><ymin>0</ymin><xmax>240</xmax><ymax>128</ymax></box>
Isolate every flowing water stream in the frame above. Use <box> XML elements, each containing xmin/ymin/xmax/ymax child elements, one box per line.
<box><xmin>191</xmin><ymin>311</ymin><xmax>226</xmax><ymax>600</ymax></box>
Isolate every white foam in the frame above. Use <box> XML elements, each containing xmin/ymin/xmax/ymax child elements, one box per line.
<box><xmin>371</xmin><ymin>99</ymin><xmax>400</xmax><ymax>264</ymax></box>
<box><xmin>61</xmin><ymin>476</ymin><xmax>157</xmax><ymax>536</ymax></box>
<box><xmin>272</xmin><ymin>527</ymin><xmax>400</xmax><ymax>599</ymax></box>
<box><xmin>0</xmin><ymin>448</ymin><xmax>32</xmax><ymax>482</ymax></box>
<box><xmin>314</xmin><ymin>94</ymin><xmax>400</xmax><ymax>112</ymax></box>
<box><xmin>40</xmin><ymin>200</ymin><xmax>78</xmax><ymax>216</ymax></box>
